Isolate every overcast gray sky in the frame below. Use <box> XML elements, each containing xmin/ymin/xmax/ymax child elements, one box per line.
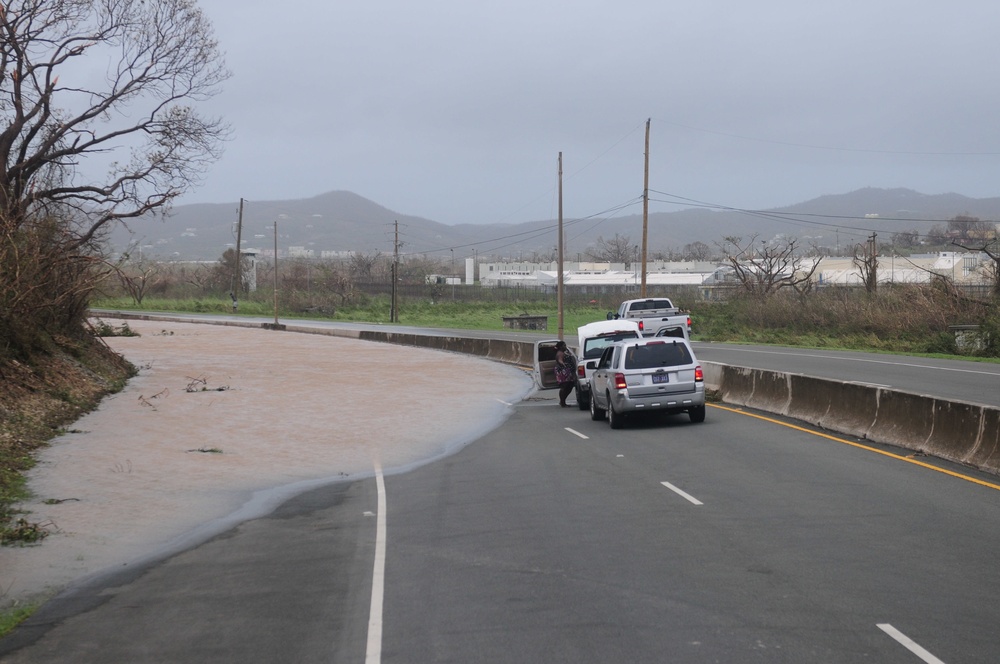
<box><xmin>185</xmin><ymin>0</ymin><xmax>1000</xmax><ymax>225</ymax></box>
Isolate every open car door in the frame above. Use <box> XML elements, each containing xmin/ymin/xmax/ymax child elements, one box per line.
<box><xmin>533</xmin><ymin>339</ymin><xmax>562</xmax><ymax>390</ymax></box>
<box><xmin>653</xmin><ymin>324</ymin><xmax>689</xmax><ymax>341</ymax></box>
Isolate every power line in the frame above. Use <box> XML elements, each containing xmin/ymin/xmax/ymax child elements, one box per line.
<box><xmin>651</xmin><ymin>116</ymin><xmax>1000</xmax><ymax>156</ymax></box>
<box><xmin>647</xmin><ymin>189</ymin><xmax>999</xmax><ymax>243</ymax></box>
<box><xmin>396</xmin><ymin>198</ymin><xmax>644</xmax><ymax>258</ymax></box>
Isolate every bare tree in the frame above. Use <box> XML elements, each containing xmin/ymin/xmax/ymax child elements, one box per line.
<box><xmin>953</xmin><ymin>227</ymin><xmax>1000</xmax><ymax>300</ymax></box>
<box><xmin>853</xmin><ymin>233</ymin><xmax>879</xmax><ymax>294</ymax></box>
<box><xmin>585</xmin><ymin>233</ymin><xmax>635</xmax><ymax>263</ymax></box>
<box><xmin>179</xmin><ymin>262</ymin><xmax>214</xmax><ymax>292</ymax></box>
<box><xmin>314</xmin><ymin>261</ymin><xmax>354</xmax><ymax>305</ymax></box>
<box><xmin>396</xmin><ymin>255</ymin><xmax>439</xmax><ymax>283</ymax></box>
<box><xmin>948</xmin><ymin>215</ymin><xmax>996</xmax><ymax>242</ymax></box>
<box><xmin>683</xmin><ymin>241</ymin><xmax>712</xmax><ymax>261</ymax></box>
<box><xmin>926</xmin><ymin>224</ymin><xmax>949</xmax><ymax>246</ymax></box>
<box><xmin>891</xmin><ymin>229</ymin><xmax>919</xmax><ymax>248</ymax></box>
<box><xmin>117</xmin><ymin>257</ymin><xmax>160</xmax><ymax>305</ymax></box>
<box><xmin>718</xmin><ymin>235</ymin><xmax>820</xmax><ymax>296</ymax></box>
<box><xmin>0</xmin><ymin>0</ymin><xmax>231</xmax><ymax>246</ymax></box>
<box><xmin>350</xmin><ymin>251</ymin><xmax>382</xmax><ymax>282</ymax></box>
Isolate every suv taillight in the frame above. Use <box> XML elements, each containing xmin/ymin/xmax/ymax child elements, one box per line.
<box><xmin>695</xmin><ymin>365</ymin><xmax>703</xmax><ymax>382</ymax></box>
<box><xmin>638</xmin><ymin>320</ymin><xmax>644</xmax><ymax>332</ymax></box>
<box><xmin>687</xmin><ymin>316</ymin><xmax>692</xmax><ymax>329</ymax></box>
<box><xmin>614</xmin><ymin>373</ymin><xmax>627</xmax><ymax>390</ymax></box>
<box><xmin>577</xmin><ymin>365</ymin><xmax>585</xmax><ymax>379</ymax></box>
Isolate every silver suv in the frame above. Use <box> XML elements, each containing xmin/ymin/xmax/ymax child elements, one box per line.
<box><xmin>589</xmin><ymin>337</ymin><xmax>706</xmax><ymax>429</ymax></box>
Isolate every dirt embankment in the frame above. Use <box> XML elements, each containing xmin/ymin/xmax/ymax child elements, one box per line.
<box><xmin>1</xmin><ymin>330</ymin><xmax>136</xmax><ymax>541</ymax></box>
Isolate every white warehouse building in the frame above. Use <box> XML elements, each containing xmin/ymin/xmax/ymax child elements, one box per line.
<box><xmin>474</xmin><ymin>254</ymin><xmax>993</xmax><ymax>289</ymax></box>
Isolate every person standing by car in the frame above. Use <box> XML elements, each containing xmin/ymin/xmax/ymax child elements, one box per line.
<box><xmin>555</xmin><ymin>340</ymin><xmax>576</xmax><ymax>407</ymax></box>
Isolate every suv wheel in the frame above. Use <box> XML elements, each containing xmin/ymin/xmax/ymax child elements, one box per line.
<box><xmin>689</xmin><ymin>405</ymin><xmax>706</xmax><ymax>423</ymax></box>
<box><xmin>590</xmin><ymin>392</ymin><xmax>605</xmax><ymax>420</ymax></box>
<box><xmin>608</xmin><ymin>397</ymin><xmax>625</xmax><ymax>429</ymax></box>
<box><xmin>576</xmin><ymin>386</ymin><xmax>590</xmax><ymax>411</ymax></box>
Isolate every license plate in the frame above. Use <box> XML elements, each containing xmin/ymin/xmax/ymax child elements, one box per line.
<box><xmin>652</xmin><ymin>373</ymin><xmax>669</xmax><ymax>384</ymax></box>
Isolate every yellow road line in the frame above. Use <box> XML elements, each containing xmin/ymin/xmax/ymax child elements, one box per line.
<box><xmin>708</xmin><ymin>403</ymin><xmax>1000</xmax><ymax>492</ymax></box>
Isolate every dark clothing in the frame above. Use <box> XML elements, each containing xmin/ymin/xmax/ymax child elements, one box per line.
<box><xmin>556</xmin><ymin>347</ymin><xmax>575</xmax><ymax>406</ymax></box>
<box><xmin>558</xmin><ymin>381</ymin><xmax>575</xmax><ymax>407</ymax></box>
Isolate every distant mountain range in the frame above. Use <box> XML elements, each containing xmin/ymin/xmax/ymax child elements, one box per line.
<box><xmin>109</xmin><ymin>188</ymin><xmax>1000</xmax><ymax>262</ymax></box>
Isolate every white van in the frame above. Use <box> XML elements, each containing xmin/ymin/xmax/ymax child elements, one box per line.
<box><xmin>533</xmin><ymin>319</ymin><xmax>642</xmax><ymax>409</ymax></box>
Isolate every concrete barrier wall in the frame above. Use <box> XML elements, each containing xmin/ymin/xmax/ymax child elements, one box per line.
<box><xmin>99</xmin><ymin>313</ymin><xmax>1000</xmax><ymax>476</ymax></box>
<box><xmin>867</xmin><ymin>389</ymin><xmax>935</xmax><ymax>450</ymax></box>
<box><xmin>968</xmin><ymin>409</ymin><xmax>1000</xmax><ymax>471</ymax></box>
<box><xmin>704</xmin><ymin>361</ymin><xmax>1000</xmax><ymax>476</ymax></box>
<box><xmin>791</xmin><ymin>376</ymin><xmax>879</xmax><ymax>438</ymax></box>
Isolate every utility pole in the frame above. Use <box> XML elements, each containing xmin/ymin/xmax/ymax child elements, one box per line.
<box><xmin>557</xmin><ymin>152</ymin><xmax>564</xmax><ymax>341</ymax></box>
<box><xmin>231</xmin><ymin>198</ymin><xmax>244</xmax><ymax>312</ymax></box>
<box><xmin>391</xmin><ymin>220</ymin><xmax>400</xmax><ymax>323</ymax></box>
<box><xmin>641</xmin><ymin>118</ymin><xmax>650</xmax><ymax>297</ymax></box>
<box><xmin>272</xmin><ymin>216</ymin><xmax>279</xmax><ymax>327</ymax></box>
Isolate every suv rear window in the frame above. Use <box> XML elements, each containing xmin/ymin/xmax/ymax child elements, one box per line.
<box><xmin>623</xmin><ymin>343</ymin><xmax>692</xmax><ymax>369</ymax></box>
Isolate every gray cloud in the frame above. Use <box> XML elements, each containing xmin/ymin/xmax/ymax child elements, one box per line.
<box><xmin>185</xmin><ymin>0</ymin><xmax>1000</xmax><ymax>224</ymax></box>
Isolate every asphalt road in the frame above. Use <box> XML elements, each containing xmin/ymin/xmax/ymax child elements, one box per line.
<box><xmin>6</xmin><ymin>391</ymin><xmax>1000</xmax><ymax>662</ymax></box>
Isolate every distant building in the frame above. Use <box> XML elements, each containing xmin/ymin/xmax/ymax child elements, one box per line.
<box><xmin>287</xmin><ymin>246</ymin><xmax>315</xmax><ymax>258</ymax></box>
<box><xmin>475</xmin><ymin>254</ymin><xmax>993</xmax><ymax>290</ymax></box>
<box><xmin>477</xmin><ymin>261</ymin><xmax>719</xmax><ymax>289</ymax></box>
<box><xmin>320</xmin><ymin>250</ymin><xmax>355</xmax><ymax>259</ymax></box>
<box><xmin>813</xmin><ymin>252</ymin><xmax>991</xmax><ymax>286</ymax></box>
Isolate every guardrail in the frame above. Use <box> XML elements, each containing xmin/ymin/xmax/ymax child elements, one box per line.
<box><xmin>101</xmin><ymin>313</ymin><xmax>1000</xmax><ymax>477</ymax></box>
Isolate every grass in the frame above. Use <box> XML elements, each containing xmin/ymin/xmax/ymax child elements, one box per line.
<box><xmin>92</xmin><ymin>290</ymin><xmax>1000</xmax><ymax>361</ymax></box>
<box><xmin>0</xmin><ymin>602</ymin><xmax>37</xmax><ymax>638</ymax></box>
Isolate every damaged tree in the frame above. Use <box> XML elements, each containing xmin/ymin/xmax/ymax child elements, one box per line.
<box><xmin>952</xmin><ymin>233</ymin><xmax>1000</xmax><ymax>301</ymax></box>
<box><xmin>0</xmin><ymin>0</ymin><xmax>229</xmax><ymax>347</ymax></box>
<box><xmin>719</xmin><ymin>235</ymin><xmax>820</xmax><ymax>296</ymax></box>
<box><xmin>0</xmin><ymin>0</ymin><xmax>230</xmax><ymax>243</ymax></box>
<box><xmin>853</xmin><ymin>232</ymin><xmax>879</xmax><ymax>294</ymax></box>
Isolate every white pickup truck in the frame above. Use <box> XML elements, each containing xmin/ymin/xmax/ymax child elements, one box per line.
<box><xmin>609</xmin><ymin>298</ymin><xmax>691</xmax><ymax>338</ymax></box>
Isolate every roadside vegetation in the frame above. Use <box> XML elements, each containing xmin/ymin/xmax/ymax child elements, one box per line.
<box><xmin>92</xmin><ymin>276</ymin><xmax>999</xmax><ymax>359</ymax></box>
<box><xmin>0</xmin><ymin>0</ymin><xmax>229</xmax><ymax>632</ymax></box>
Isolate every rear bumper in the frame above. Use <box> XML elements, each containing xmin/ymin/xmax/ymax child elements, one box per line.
<box><xmin>609</xmin><ymin>386</ymin><xmax>705</xmax><ymax>413</ymax></box>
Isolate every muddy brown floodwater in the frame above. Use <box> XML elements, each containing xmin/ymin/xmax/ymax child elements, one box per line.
<box><xmin>0</xmin><ymin>319</ymin><xmax>533</xmax><ymax>609</ymax></box>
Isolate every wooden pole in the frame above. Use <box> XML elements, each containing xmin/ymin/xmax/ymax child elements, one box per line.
<box><xmin>557</xmin><ymin>152</ymin><xmax>564</xmax><ymax>341</ymax></box>
<box><xmin>232</xmin><ymin>198</ymin><xmax>244</xmax><ymax>311</ymax></box>
<box><xmin>273</xmin><ymin>217</ymin><xmax>279</xmax><ymax>326</ymax></box>
<box><xmin>641</xmin><ymin>118</ymin><xmax>650</xmax><ymax>297</ymax></box>
<box><xmin>391</xmin><ymin>220</ymin><xmax>399</xmax><ymax>322</ymax></box>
